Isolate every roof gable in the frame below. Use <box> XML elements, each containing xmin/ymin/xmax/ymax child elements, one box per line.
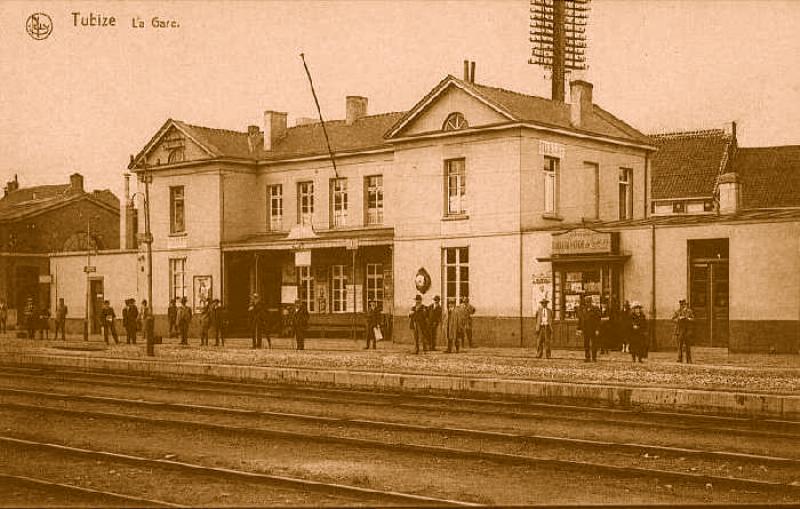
<box><xmin>130</xmin><ymin>120</ymin><xmax>218</xmax><ymax>170</ymax></box>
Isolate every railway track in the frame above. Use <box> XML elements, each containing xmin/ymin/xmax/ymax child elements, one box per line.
<box><xmin>2</xmin><ymin>390</ymin><xmax>799</xmax><ymax>496</ymax></box>
<box><xmin>0</xmin><ymin>436</ymin><xmax>476</xmax><ymax>507</ymax></box>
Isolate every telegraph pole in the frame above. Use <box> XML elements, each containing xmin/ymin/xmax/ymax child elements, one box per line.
<box><xmin>131</xmin><ymin>155</ymin><xmax>155</xmax><ymax>356</ymax></box>
<box><xmin>83</xmin><ymin>217</ymin><xmax>91</xmax><ymax>341</ymax></box>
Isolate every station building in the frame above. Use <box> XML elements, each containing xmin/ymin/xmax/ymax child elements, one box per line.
<box><xmin>49</xmin><ymin>68</ymin><xmax>800</xmax><ymax>352</ymax></box>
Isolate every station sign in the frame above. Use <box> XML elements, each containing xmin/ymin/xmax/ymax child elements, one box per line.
<box><xmin>552</xmin><ymin>228</ymin><xmax>612</xmax><ymax>255</ymax></box>
<box><xmin>83</xmin><ymin>265</ymin><xmax>97</xmax><ymax>273</ymax></box>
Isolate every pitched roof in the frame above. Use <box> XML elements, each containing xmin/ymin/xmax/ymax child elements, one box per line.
<box><xmin>386</xmin><ymin>75</ymin><xmax>651</xmax><ymax>145</ymax></box>
<box><xmin>0</xmin><ymin>182</ymin><xmax>119</xmax><ymax>222</ymax></box>
<box><xmin>649</xmin><ymin>129</ymin><xmax>733</xmax><ymax>200</ymax></box>
<box><xmin>167</xmin><ymin>113</ymin><xmax>405</xmax><ymax>163</ymax></box>
<box><xmin>732</xmin><ymin>146</ymin><xmax>800</xmax><ymax>209</ymax></box>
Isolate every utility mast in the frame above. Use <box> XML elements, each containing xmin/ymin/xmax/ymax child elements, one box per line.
<box><xmin>529</xmin><ymin>0</ymin><xmax>591</xmax><ymax>102</ymax></box>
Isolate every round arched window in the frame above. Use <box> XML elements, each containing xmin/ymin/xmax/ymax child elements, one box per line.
<box><xmin>442</xmin><ymin>112</ymin><xmax>468</xmax><ymax>131</ymax></box>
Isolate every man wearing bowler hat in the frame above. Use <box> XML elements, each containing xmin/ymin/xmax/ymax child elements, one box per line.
<box><xmin>672</xmin><ymin>298</ymin><xmax>695</xmax><ymax>363</ymax></box>
<box><xmin>534</xmin><ymin>297</ymin><xmax>553</xmax><ymax>359</ymax></box>
<box><xmin>409</xmin><ymin>295</ymin><xmax>428</xmax><ymax>354</ymax></box>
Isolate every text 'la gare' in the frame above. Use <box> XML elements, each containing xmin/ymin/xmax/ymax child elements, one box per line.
<box><xmin>71</xmin><ymin>12</ymin><xmax>180</xmax><ymax>29</ymax></box>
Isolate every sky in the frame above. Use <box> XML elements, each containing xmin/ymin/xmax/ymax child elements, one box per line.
<box><xmin>1</xmin><ymin>0</ymin><xmax>799</xmax><ymax>199</ymax></box>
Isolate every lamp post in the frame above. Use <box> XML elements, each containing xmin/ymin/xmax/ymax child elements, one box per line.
<box><xmin>132</xmin><ymin>156</ymin><xmax>154</xmax><ymax>356</ymax></box>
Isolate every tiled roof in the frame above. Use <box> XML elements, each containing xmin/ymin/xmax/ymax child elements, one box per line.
<box><xmin>0</xmin><ymin>184</ymin><xmax>71</xmax><ymax>207</ymax></box>
<box><xmin>732</xmin><ymin>146</ymin><xmax>800</xmax><ymax>209</ymax></box>
<box><xmin>469</xmin><ymin>81</ymin><xmax>651</xmax><ymax>144</ymax></box>
<box><xmin>649</xmin><ymin>129</ymin><xmax>733</xmax><ymax>200</ymax></box>
<box><xmin>0</xmin><ymin>184</ymin><xmax>119</xmax><ymax>222</ymax></box>
<box><xmin>173</xmin><ymin>112</ymin><xmax>405</xmax><ymax>162</ymax></box>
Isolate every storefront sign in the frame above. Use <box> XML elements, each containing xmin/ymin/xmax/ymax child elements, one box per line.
<box><xmin>295</xmin><ymin>250</ymin><xmax>311</xmax><ymax>267</ymax></box>
<box><xmin>539</xmin><ymin>140</ymin><xmax>565</xmax><ymax>159</ymax></box>
<box><xmin>552</xmin><ymin>228</ymin><xmax>612</xmax><ymax>255</ymax></box>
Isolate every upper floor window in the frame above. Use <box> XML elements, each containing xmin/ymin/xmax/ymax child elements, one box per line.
<box><xmin>297</xmin><ymin>181</ymin><xmax>314</xmax><ymax>226</ymax></box>
<box><xmin>365</xmin><ymin>175</ymin><xmax>383</xmax><ymax>225</ymax></box>
<box><xmin>169</xmin><ymin>186</ymin><xmax>185</xmax><ymax>234</ymax></box>
<box><xmin>618</xmin><ymin>168</ymin><xmax>633</xmax><ymax>220</ymax></box>
<box><xmin>543</xmin><ymin>157</ymin><xmax>559</xmax><ymax>215</ymax></box>
<box><xmin>167</xmin><ymin>148</ymin><xmax>185</xmax><ymax>163</ymax></box>
<box><xmin>330</xmin><ymin>178</ymin><xmax>348</xmax><ymax>228</ymax></box>
<box><xmin>445</xmin><ymin>158</ymin><xmax>467</xmax><ymax>216</ymax></box>
<box><xmin>267</xmin><ymin>184</ymin><xmax>283</xmax><ymax>231</ymax></box>
<box><xmin>442</xmin><ymin>112</ymin><xmax>468</xmax><ymax>131</ymax></box>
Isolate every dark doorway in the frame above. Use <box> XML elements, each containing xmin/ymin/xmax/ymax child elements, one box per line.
<box><xmin>14</xmin><ymin>266</ymin><xmax>39</xmax><ymax>311</ymax></box>
<box><xmin>90</xmin><ymin>278</ymin><xmax>104</xmax><ymax>333</ymax></box>
<box><xmin>689</xmin><ymin>239</ymin><xmax>729</xmax><ymax>347</ymax></box>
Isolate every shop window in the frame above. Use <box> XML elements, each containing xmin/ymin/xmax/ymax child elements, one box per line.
<box><xmin>618</xmin><ymin>168</ymin><xmax>633</xmax><ymax>220</ymax></box>
<box><xmin>544</xmin><ymin>157</ymin><xmax>559</xmax><ymax>215</ymax></box>
<box><xmin>330</xmin><ymin>178</ymin><xmax>348</xmax><ymax>228</ymax></box>
<box><xmin>331</xmin><ymin>264</ymin><xmax>349</xmax><ymax>313</ymax></box>
<box><xmin>267</xmin><ymin>184</ymin><xmax>283</xmax><ymax>231</ymax></box>
<box><xmin>169</xmin><ymin>186</ymin><xmax>185</xmax><ymax>234</ymax></box>
<box><xmin>169</xmin><ymin>258</ymin><xmax>187</xmax><ymax>301</ymax></box>
<box><xmin>442</xmin><ymin>112</ymin><xmax>468</xmax><ymax>131</ymax></box>
<box><xmin>298</xmin><ymin>181</ymin><xmax>314</xmax><ymax>226</ymax></box>
<box><xmin>365</xmin><ymin>175</ymin><xmax>383</xmax><ymax>225</ymax></box>
<box><xmin>445</xmin><ymin>159</ymin><xmax>467</xmax><ymax>216</ymax></box>
<box><xmin>554</xmin><ymin>266</ymin><xmax>619</xmax><ymax>320</ymax></box>
<box><xmin>443</xmin><ymin>247</ymin><xmax>469</xmax><ymax>303</ymax></box>
<box><xmin>703</xmin><ymin>200</ymin><xmax>714</xmax><ymax>212</ymax></box>
<box><xmin>298</xmin><ymin>266</ymin><xmax>315</xmax><ymax>312</ymax></box>
<box><xmin>366</xmin><ymin>263</ymin><xmax>384</xmax><ymax>306</ymax></box>
<box><xmin>672</xmin><ymin>201</ymin><xmax>686</xmax><ymax>214</ymax></box>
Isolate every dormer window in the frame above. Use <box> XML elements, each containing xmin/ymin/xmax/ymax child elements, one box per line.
<box><xmin>442</xmin><ymin>112</ymin><xmax>468</xmax><ymax>131</ymax></box>
<box><xmin>167</xmin><ymin>148</ymin><xmax>185</xmax><ymax>163</ymax></box>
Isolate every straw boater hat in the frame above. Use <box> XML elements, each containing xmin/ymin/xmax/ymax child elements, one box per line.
<box><xmin>540</xmin><ymin>297</ymin><xmax>549</xmax><ymax>304</ymax></box>
<box><xmin>631</xmin><ymin>301</ymin><xmax>642</xmax><ymax>309</ymax></box>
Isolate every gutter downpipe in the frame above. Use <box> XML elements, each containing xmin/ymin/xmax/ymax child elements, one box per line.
<box><xmin>519</xmin><ymin>128</ymin><xmax>525</xmax><ymax>347</ymax></box>
<box><xmin>651</xmin><ymin>222</ymin><xmax>657</xmax><ymax>352</ymax></box>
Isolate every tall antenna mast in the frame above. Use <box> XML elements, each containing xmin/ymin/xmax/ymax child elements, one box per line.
<box><xmin>529</xmin><ymin>0</ymin><xmax>591</xmax><ymax>102</ymax></box>
<box><xmin>300</xmin><ymin>53</ymin><xmax>339</xmax><ymax>178</ymax></box>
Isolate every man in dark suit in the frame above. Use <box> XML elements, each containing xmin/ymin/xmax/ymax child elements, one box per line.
<box><xmin>578</xmin><ymin>296</ymin><xmax>601</xmax><ymax>362</ymax></box>
<box><xmin>427</xmin><ymin>296</ymin><xmax>442</xmax><ymax>351</ymax></box>
<box><xmin>293</xmin><ymin>299</ymin><xmax>309</xmax><ymax>350</ymax></box>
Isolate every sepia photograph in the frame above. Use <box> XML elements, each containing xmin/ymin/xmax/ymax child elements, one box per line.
<box><xmin>0</xmin><ymin>0</ymin><xmax>798</xmax><ymax>506</ymax></box>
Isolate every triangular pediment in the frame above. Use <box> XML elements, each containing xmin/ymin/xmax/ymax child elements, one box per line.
<box><xmin>130</xmin><ymin>120</ymin><xmax>216</xmax><ymax>170</ymax></box>
<box><xmin>386</xmin><ymin>76</ymin><xmax>515</xmax><ymax>139</ymax></box>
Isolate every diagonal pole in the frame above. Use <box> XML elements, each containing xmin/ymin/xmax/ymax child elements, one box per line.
<box><xmin>300</xmin><ymin>53</ymin><xmax>338</xmax><ymax>178</ymax></box>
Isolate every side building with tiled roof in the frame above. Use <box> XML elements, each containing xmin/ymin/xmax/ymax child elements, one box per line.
<box><xmin>0</xmin><ymin>173</ymin><xmax>120</xmax><ymax>321</ymax></box>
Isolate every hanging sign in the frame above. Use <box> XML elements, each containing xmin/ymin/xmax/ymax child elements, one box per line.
<box><xmin>295</xmin><ymin>250</ymin><xmax>311</xmax><ymax>267</ymax></box>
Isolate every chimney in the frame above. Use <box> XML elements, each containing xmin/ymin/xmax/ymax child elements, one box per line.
<box><xmin>569</xmin><ymin>80</ymin><xmax>593</xmax><ymax>128</ymax></box>
<box><xmin>295</xmin><ymin>117</ymin><xmax>318</xmax><ymax>126</ymax></box>
<box><xmin>345</xmin><ymin>96</ymin><xmax>368</xmax><ymax>125</ymax></box>
<box><xmin>470</xmin><ymin>61</ymin><xmax>476</xmax><ymax>83</ymax></box>
<box><xmin>247</xmin><ymin>125</ymin><xmax>261</xmax><ymax>153</ymax></box>
<box><xmin>69</xmin><ymin>173</ymin><xmax>84</xmax><ymax>193</ymax></box>
<box><xmin>263</xmin><ymin>111</ymin><xmax>287</xmax><ymax>151</ymax></box>
<box><xmin>718</xmin><ymin>172</ymin><xmax>740</xmax><ymax>214</ymax></box>
<box><xmin>4</xmin><ymin>175</ymin><xmax>19</xmax><ymax>197</ymax></box>
<box><xmin>463</xmin><ymin>60</ymin><xmax>469</xmax><ymax>81</ymax></box>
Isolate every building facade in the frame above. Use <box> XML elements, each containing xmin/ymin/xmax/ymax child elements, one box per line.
<box><xmin>61</xmin><ymin>67</ymin><xmax>797</xmax><ymax>353</ymax></box>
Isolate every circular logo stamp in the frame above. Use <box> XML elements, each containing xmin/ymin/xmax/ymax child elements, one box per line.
<box><xmin>26</xmin><ymin>13</ymin><xmax>53</xmax><ymax>40</ymax></box>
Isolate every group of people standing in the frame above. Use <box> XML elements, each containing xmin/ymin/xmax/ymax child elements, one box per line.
<box><xmin>246</xmin><ymin>294</ymin><xmax>309</xmax><ymax>350</ymax></box>
<box><xmin>99</xmin><ymin>298</ymin><xmax>153</xmax><ymax>345</ymax></box>
<box><xmin>410</xmin><ymin>294</ymin><xmax>475</xmax><ymax>354</ymax></box>
<box><xmin>167</xmin><ymin>297</ymin><xmax>227</xmax><ymax>347</ymax></box>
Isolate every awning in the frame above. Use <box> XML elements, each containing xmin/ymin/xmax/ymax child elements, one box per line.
<box><xmin>536</xmin><ymin>254</ymin><xmax>631</xmax><ymax>264</ymax></box>
<box><xmin>222</xmin><ymin>227</ymin><xmax>394</xmax><ymax>252</ymax></box>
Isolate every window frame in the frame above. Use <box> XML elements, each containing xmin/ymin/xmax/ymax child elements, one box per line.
<box><xmin>169</xmin><ymin>258</ymin><xmax>187</xmax><ymax>302</ymax></box>
<box><xmin>442</xmin><ymin>112</ymin><xmax>468</xmax><ymax>131</ymax></box>
<box><xmin>169</xmin><ymin>186</ymin><xmax>186</xmax><ymax>234</ymax></box>
<box><xmin>267</xmin><ymin>184</ymin><xmax>283</xmax><ymax>232</ymax></box>
<box><xmin>365</xmin><ymin>175</ymin><xmax>384</xmax><ymax>225</ymax></box>
<box><xmin>584</xmin><ymin>161</ymin><xmax>600</xmax><ymax>220</ymax></box>
<box><xmin>297</xmin><ymin>181</ymin><xmax>314</xmax><ymax>226</ymax></box>
<box><xmin>366</xmin><ymin>263</ymin><xmax>384</xmax><ymax>306</ymax></box>
<box><xmin>330</xmin><ymin>178</ymin><xmax>348</xmax><ymax>228</ymax></box>
<box><xmin>298</xmin><ymin>265</ymin><xmax>315</xmax><ymax>312</ymax></box>
<box><xmin>443</xmin><ymin>247</ymin><xmax>469</xmax><ymax>304</ymax></box>
<box><xmin>444</xmin><ymin>158</ymin><xmax>467</xmax><ymax>216</ymax></box>
<box><xmin>331</xmin><ymin>264</ymin><xmax>349</xmax><ymax>313</ymax></box>
<box><xmin>543</xmin><ymin>156</ymin><xmax>559</xmax><ymax>216</ymax></box>
<box><xmin>618</xmin><ymin>167</ymin><xmax>633</xmax><ymax>220</ymax></box>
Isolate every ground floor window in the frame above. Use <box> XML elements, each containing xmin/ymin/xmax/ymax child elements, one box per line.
<box><xmin>331</xmin><ymin>264</ymin><xmax>349</xmax><ymax>313</ymax></box>
<box><xmin>169</xmin><ymin>258</ymin><xmax>187</xmax><ymax>301</ymax></box>
<box><xmin>366</xmin><ymin>263</ymin><xmax>384</xmax><ymax>306</ymax></box>
<box><xmin>553</xmin><ymin>264</ymin><xmax>619</xmax><ymax>320</ymax></box>
<box><xmin>443</xmin><ymin>247</ymin><xmax>469</xmax><ymax>303</ymax></box>
<box><xmin>298</xmin><ymin>266</ymin><xmax>315</xmax><ymax>312</ymax></box>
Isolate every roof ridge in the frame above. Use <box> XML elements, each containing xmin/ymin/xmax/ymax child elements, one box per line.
<box><xmin>650</xmin><ymin>128</ymin><xmax>728</xmax><ymax>139</ymax></box>
<box><xmin>471</xmin><ymin>81</ymin><xmax>552</xmax><ymax>103</ymax></box>
<box><xmin>738</xmin><ymin>144</ymin><xmax>800</xmax><ymax>150</ymax></box>
<box><xmin>179</xmin><ymin>121</ymin><xmax>248</xmax><ymax>137</ymax></box>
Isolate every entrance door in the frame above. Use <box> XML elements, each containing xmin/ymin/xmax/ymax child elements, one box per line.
<box><xmin>90</xmin><ymin>278</ymin><xmax>104</xmax><ymax>334</ymax></box>
<box><xmin>690</xmin><ymin>261</ymin><xmax>729</xmax><ymax>347</ymax></box>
